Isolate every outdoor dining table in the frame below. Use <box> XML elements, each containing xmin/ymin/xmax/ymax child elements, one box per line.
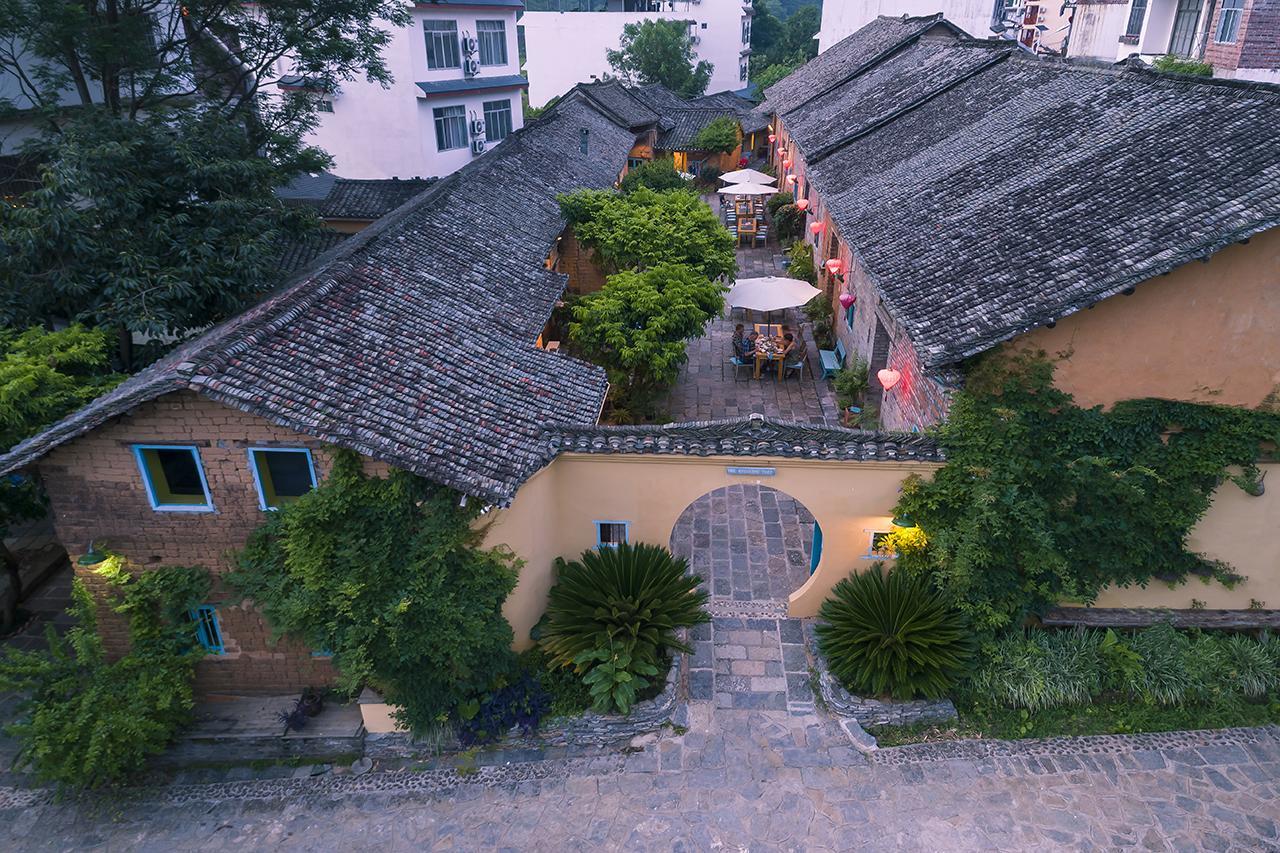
<box><xmin>752</xmin><ymin>336</ymin><xmax>787</xmax><ymax>380</ymax></box>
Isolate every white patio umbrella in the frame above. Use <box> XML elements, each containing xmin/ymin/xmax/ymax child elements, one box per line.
<box><xmin>726</xmin><ymin>276</ymin><xmax>822</xmax><ymax>314</ymax></box>
<box><xmin>716</xmin><ymin>182</ymin><xmax>778</xmax><ymax>197</ymax></box>
<box><xmin>720</xmin><ymin>167</ymin><xmax>776</xmax><ymax>185</ymax></box>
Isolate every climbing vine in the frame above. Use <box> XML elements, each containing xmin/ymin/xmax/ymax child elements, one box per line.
<box><xmin>892</xmin><ymin>349</ymin><xmax>1280</xmax><ymax>633</ymax></box>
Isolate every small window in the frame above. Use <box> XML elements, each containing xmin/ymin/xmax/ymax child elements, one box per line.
<box><xmin>249</xmin><ymin>448</ymin><xmax>317</xmax><ymax>510</ymax></box>
<box><xmin>483</xmin><ymin>98</ymin><xmax>513</xmax><ymax>142</ymax></box>
<box><xmin>424</xmin><ymin>20</ymin><xmax>461</xmax><ymax>70</ymax></box>
<box><xmin>477</xmin><ymin>20</ymin><xmax>508</xmax><ymax>66</ymax></box>
<box><xmin>133</xmin><ymin>445</ymin><xmax>213</xmax><ymax>511</ymax></box>
<box><xmin>739</xmin><ymin>57</ymin><xmax>749</xmax><ymax>82</ymax></box>
<box><xmin>1216</xmin><ymin>0</ymin><xmax>1243</xmax><ymax>42</ymax></box>
<box><xmin>845</xmin><ymin>301</ymin><xmax>856</xmax><ymax>330</ymax></box>
<box><xmin>867</xmin><ymin>530</ymin><xmax>894</xmax><ymax>559</ymax></box>
<box><xmin>434</xmin><ymin>104</ymin><xmax>467</xmax><ymax>151</ymax></box>
<box><xmin>579</xmin><ymin>127</ymin><xmax>589</xmax><ymax>155</ymax></box>
<box><xmin>190</xmin><ymin>605</ymin><xmax>225</xmax><ymax>654</ymax></box>
<box><xmin>595</xmin><ymin>521</ymin><xmax>629</xmax><ymax>548</ymax></box>
<box><xmin>688</xmin><ymin>158</ymin><xmax>702</xmax><ymax>176</ymax></box>
<box><xmin>1124</xmin><ymin>0</ymin><xmax>1148</xmax><ymax>37</ymax></box>
<box><xmin>627</xmin><ymin>156</ymin><xmax>646</xmax><ymax>168</ymax></box>
<box><xmin>318</xmin><ymin>99</ymin><xmax>334</xmax><ymax>113</ymax></box>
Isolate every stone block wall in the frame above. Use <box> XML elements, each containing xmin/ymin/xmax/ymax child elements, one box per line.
<box><xmin>38</xmin><ymin>389</ymin><xmax>348</xmax><ymax>695</ymax></box>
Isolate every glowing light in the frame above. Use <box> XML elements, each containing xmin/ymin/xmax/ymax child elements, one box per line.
<box><xmin>838</xmin><ymin>292</ymin><xmax>855</xmax><ymax>309</ymax></box>
<box><xmin>825</xmin><ymin>258</ymin><xmax>843</xmax><ymax>275</ymax></box>
<box><xmin>809</xmin><ymin>221</ymin><xmax>825</xmax><ymax>235</ymax></box>
<box><xmin>877</xmin><ymin>368</ymin><xmax>902</xmax><ymax>391</ymax></box>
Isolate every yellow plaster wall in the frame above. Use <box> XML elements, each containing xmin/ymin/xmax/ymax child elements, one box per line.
<box><xmin>1072</xmin><ymin>462</ymin><xmax>1280</xmax><ymax>610</ymax></box>
<box><xmin>482</xmin><ymin>453</ymin><xmax>937</xmax><ymax>645</ymax></box>
<box><xmin>1019</xmin><ymin>228</ymin><xmax>1280</xmax><ymax>410</ymax></box>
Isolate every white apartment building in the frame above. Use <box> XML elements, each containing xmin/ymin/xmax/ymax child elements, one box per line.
<box><xmin>283</xmin><ymin>0</ymin><xmax>527</xmax><ymax>179</ymax></box>
<box><xmin>818</xmin><ymin>1</ymin><xmax>1071</xmax><ymax>54</ymax></box>
<box><xmin>520</xmin><ymin>1</ymin><xmax>754</xmax><ymax>108</ymax></box>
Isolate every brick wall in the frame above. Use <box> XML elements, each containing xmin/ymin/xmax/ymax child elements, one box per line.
<box><xmin>1239</xmin><ymin>0</ymin><xmax>1280</xmax><ymax>72</ymax></box>
<box><xmin>555</xmin><ymin>226</ymin><xmax>608</xmax><ymax>295</ymax></box>
<box><xmin>38</xmin><ymin>390</ymin><xmax>359</xmax><ymax>695</ymax></box>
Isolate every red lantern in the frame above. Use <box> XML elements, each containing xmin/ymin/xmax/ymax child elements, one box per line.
<box><xmin>785</xmin><ymin>174</ymin><xmax>797</xmax><ymax>185</ymax></box>
<box><xmin>795</xmin><ymin>199</ymin><xmax>809</xmax><ymax>211</ymax></box>
<box><xmin>825</xmin><ymin>258</ymin><xmax>843</xmax><ymax>275</ymax></box>
<box><xmin>809</xmin><ymin>221</ymin><xmax>825</xmax><ymax>235</ymax></box>
<box><xmin>838</xmin><ymin>292</ymin><xmax>855</xmax><ymax>309</ymax></box>
<box><xmin>767</xmin><ymin>134</ymin><xmax>777</xmax><ymax>143</ymax></box>
<box><xmin>782</xmin><ymin>159</ymin><xmax>792</xmax><ymax>170</ymax></box>
<box><xmin>877</xmin><ymin>368</ymin><xmax>902</xmax><ymax>391</ymax></box>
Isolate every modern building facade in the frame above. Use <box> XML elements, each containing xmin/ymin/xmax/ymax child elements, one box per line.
<box><xmin>1069</xmin><ymin>0</ymin><xmax>1280</xmax><ymax>81</ymax></box>
<box><xmin>817</xmin><ymin>0</ymin><xmax>1072</xmax><ymax>54</ymax></box>
<box><xmin>520</xmin><ymin>0</ymin><xmax>754</xmax><ymax>108</ymax></box>
<box><xmin>281</xmin><ymin>0</ymin><xmax>528</xmax><ymax>178</ymax></box>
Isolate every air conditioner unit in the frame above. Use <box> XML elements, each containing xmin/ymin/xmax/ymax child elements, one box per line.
<box><xmin>470</xmin><ymin>117</ymin><xmax>486</xmax><ymax>137</ymax></box>
<box><xmin>471</xmin><ymin>138</ymin><xmax>486</xmax><ymax>155</ymax></box>
<box><xmin>463</xmin><ymin>57</ymin><xmax>480</xmax><ymax>77</ymax></box>
<box><xmin>463</xmin><ymin>36</ymin><xmax>479</xmax><ymax>54</ymax></box>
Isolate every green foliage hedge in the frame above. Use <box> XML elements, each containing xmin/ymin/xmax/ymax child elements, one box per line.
<box><xmin>817</xmin><ymin>565</ymin><xmax>975</xmax><ymax>700</ymax></box>
<box><xmin>539</xmin><ymin>542</ymin><xmax>708</xmax><ymax>714</ymax></box>
<box><xmin>229</xmin><ymin>451</ymin><xmax>520</xmax><ymax>733</ymax></box>
<box><xmin>972</xmin><ymin>625</ymin><xmax>1280</xmax><ymax>712</ymax></box>
<box><xmin>620</xmin><ymin>158</ymin><xmax>688</xmax><ymax>194</ymax></box>
<box><xmin>0</xmin><ymin>559</ymin><xmax>211</xmax><ymax>789</ymax></box>
<box><xmin>892</xmin><ymin>350</ymin><xmax>1280</xmax><ymax>632</ymax></box>
<box><xmin>690</xmin><ymin>116</ymin><xmax>739</xmax><ymax>154</ymax></box>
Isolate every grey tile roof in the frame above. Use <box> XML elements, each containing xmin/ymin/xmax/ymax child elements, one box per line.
<box><xmin>577</xmin><ymin>80</ymin><xmax>662</xmax><ymax>128</ymax></box>
<box><xmin>629</xmin><ymin>83</ymin><xmax>691</xmax><ymax>115</ymax></box>
<box><xmin>318</xmin><ymin>178</ymin><xmax>437</xmax><ymax>219</ymax></box>
<box><xmin>793</xmin><ymin>37</ymin><xmax>1280</xmax><ymax>369</ymax></box>
<box><xmin>0</xmin><ymin>94</ymin><xmax>637</xmax><ymax>505</ymax></box>
<box><xmin>545</xmin><ymin>416</ymin><xmax>943</xmax><ymax>462</ymax></box>
<box><xmin>656</xmin><ymin>108</ymin><xmax>735</xmax><ymax>152</ymax></box>
<box><xmin>273</xmin><ymin>229</ymin><xmax>349</xmax><ymax>276</ymax></box>
<box><xmin>415</xmin><ymin>74</ymin><xmax>528</xmax><ymax>97</ymax></box>
<box><xmin>763</xmin><ymin>14</ymin><xmax>965</xmax><ymax>116</ymax></box>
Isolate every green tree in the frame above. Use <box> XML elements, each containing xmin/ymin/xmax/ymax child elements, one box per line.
<box><xmin>749</xmin><ymin>0</ymin><xmax>819</xmax><ymax>80</ymax></box>
<box><xmin>228</xmin><ymin>451</ymin><xmax>520</xmax><ymax>733</ymax></box>
<box><xmin>690</xmin><ymin>116</ymin><xmax>739</xmax><ymax>154</ymax></box>
<box><xmin>619</xmin><ymin>157</ymin><xmax>688</xmax><ymax>194</ymax></box>
<box><xmin>558</xmin><ymin>186</ymin><xmax>736</xmax><ymax>281</ymax></box>
<box><xmin>606</xmin><ymin>19</ymin><xmax>712</xmax><ymax>97</ymax></box>
<box><xmin>0</xmin><ymin>0</ymin><xmax>409</xmax><ymax>365</ymax></box>
<box><xmin>752</xmin><ymin>60</ymin><xmax>801</xmax><ymax>91</ymax></box>
<box><xmin>0</xmin><ymin>326</ymin><xmax>123</xmax><ymax>630</ymax></box>
<box><xmin>569</xmin><ymin>263</ymin><xmax>724</xmax><ymax>418</ymax></box>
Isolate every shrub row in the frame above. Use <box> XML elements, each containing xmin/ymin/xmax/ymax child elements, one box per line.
<box><xmin>972</xmin><ymin>624</ymin><xmax>1280</xmax><ymax>711</ymax></box>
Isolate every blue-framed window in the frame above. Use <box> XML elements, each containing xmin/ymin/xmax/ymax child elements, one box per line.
<box><xmin>845</xmin><ymin>300</ymin><xmax>856</xmax><ymax>330</ymax></box>
<box><xmin>132</xmin><ymin>445</ymin><xmax>214</xmax><ymax>512</ymax></box>
<box><xmin>248</xmin><ymin>448</ymin><xmax>317</xmax><ymax>510</ymax></box>
<box><xmin>594</xmin><ymin>520</ymin><xmax>629</xmax><ymax>548</ymax></box>
<box><xmin>809</xmin><ymin>522</ymin><xmax>823</xmax><ymax>575</ymax></box>
<box><xmin>190</xmin><ymin>605</ymin><xmax>225</xmax><ymax>654</ymax></box>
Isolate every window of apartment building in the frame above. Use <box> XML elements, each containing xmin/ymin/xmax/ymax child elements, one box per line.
<box><xmin>595</xmin><ymin>521</ymin><xmax>630</xmax><ymax>548</ymax></box>
<box><xmin>189</xmin><ymin>605</ymin><xmax>225</xmax><ymax>654</ymax></box>
<box><xmin>248</xmin><ymin>448</ymin><xmax>317</xmax><ymax>510</ymax></box>
<box><xmin>739</xmin><ymin>56</ymin><xmax>749</xmax><ymax>81</ymax></box>
<box><xmin>742</xmin><ymin>16</ymin><xmax>752</xmax><ymax>43</ymax></box>
<box><xmin>484</xmin><ymin>99</ymin><xmax>513</xmax><ymax>142</ymax></box>
<box><xmin>1215</xmin><ymin>0</ymin><xmax>1244</xmax><ymax>42</ymax></box>
<box><xmin>424</xmin><ymin>20</ymin><xmax>461</xmax><ymax>69</ymax></box>
<box><xmin>133</xmin><ymin>445</ymin><xmax>213</xmax><ymax>511</ymax></box>
<box><xmin>434</xmin><ymin>104</ymin><xmax>467</xmax><ymax>150</ymax></box>
<box><xmin>845</xmin><ymin>299</ymin><xmax>856</xmax><ymax>331</ymax></box>
<box><xmin>1124</xmin><ymin>0</ymin><xmax>1149</xmax><ymax>37</ymax></box>
<box><xmin>318</xmin><ymin>99</ymin><xmax>334</xmax><ymax>113</ymax></box>
<box><xmin>477</xmin><ymin>20</ymin><xmax>508</xmax><ymax>65</ymax></box>
<box><xmin>1168</xmin><ymin>0</ymin><xmax>1205</xmax><ymax>56</ymax></box>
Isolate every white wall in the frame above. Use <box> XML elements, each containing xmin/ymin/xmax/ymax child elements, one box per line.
<box><xmin>294</xmin><ymin>4</ymin><xmax>524</xmax><ymax>179</ymax></box>
<box><xmin>817</xmin><ymin>0</ymin><xmax>997</xmax><ymax>52</ymax></box>
<box><xmin>1066</xmin><ymin>2</ymin><xmax>1129</xmax><ymax>60</ymax></box>
<box><xmin>521</xmin><ymin>1</ymin><xmax>751</xmax><ymax>107</ymax></box>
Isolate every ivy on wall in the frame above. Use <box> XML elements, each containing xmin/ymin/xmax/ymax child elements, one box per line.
<box><xmin>892</xmin><ymin>350</ymin><xmax>1280</xmax><ymax>633</ymax></box>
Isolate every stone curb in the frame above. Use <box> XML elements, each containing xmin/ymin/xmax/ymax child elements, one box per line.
<box><xmin>802</xmin><ymin>621</ymin><xmax>958</xmax><ymax>727</ymax></box>
<box><xmin>870</xmin><ymin>724</ymin><xmax>1280</xmax><ymax>766</ymax></box>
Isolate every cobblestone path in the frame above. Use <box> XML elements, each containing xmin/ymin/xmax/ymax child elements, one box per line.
<box><xmin>4</xmin><ymin>708</ymin><xmax>1277</xmax><ymax>851</ymax></box>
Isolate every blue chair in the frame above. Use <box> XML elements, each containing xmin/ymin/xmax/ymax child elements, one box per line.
<box><xmin>785</xmin><ymin>357</ymin><xmax>807</xmax><ymax>380</ymax></box>
<box><xmin>724</xmin><ymin>355</ymin><xmax>752</xmax><ymax>382</ymax></box>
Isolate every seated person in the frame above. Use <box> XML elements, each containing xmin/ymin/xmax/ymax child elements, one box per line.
<box><xmin>732</xmin><ymin>323</ymin><xmax>745</xmax><ymax>354</ymax></box>
<box><xmin>780</xmin><ymin>332</ymin><xmax>807</xmax><ymax>367</ymax></box>
<box><xmin>741</xmin><ymin>330</ymin><xmax>761</xmax><ymax>359</ymax></box>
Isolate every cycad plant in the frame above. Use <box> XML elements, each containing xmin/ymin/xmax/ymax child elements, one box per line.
<box><xmin>816</xmin><ymin>565</ymin><xmax>975</xmax><ymax>700</ymax></box>
<box><xmin>539</xmin><ymin>542</ymin><xmax>708</xmax><ymax>714</ymax></box>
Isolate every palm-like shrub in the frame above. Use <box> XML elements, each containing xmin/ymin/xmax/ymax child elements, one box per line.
<box><xmin>816</xmin><ymin>566</ymin><xmax>975</xmax><ymax>700</ymax></box>
<box><xmin>540</xmin><ymin>542</ymin><xmax>708</xmax><ymax>713</ymax></box>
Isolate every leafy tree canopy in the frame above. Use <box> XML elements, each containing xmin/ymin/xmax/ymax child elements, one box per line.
<box><xmin>749</xmin><ymin>0</ymin><xmax>819</xmax><ymax>83</ymax></box>
<box><xmin>690</xmin><ymin>115</ymin><xmax>739</xmax><ymax>154</ymax></box>
<box><xmin>892</xmin><ymin>350</ymin><xmax>1280</xmax><ymax>634</ymax></box>
<box><xmin>0</xmin><ymin>0</ymin><xmax>409</xmax><ymax>362</ymax></box>
<box><xmin>619</xmin><ymin>157</ymin><xmax>688</xmax><ymax>194</ymax></box>
<box><xmin>228</xmin><ymin>451</ymin><xmax>520</xmax><ymax>733</ymax></box>
<box><xmin>558</xmin><ymin>186</ymin><xmax>736</xmax><ymax>281</ymax></box>
<box><xmin>568</xmin><ymin>262</ymin><xmax>724</xmax><ymax>417</ymax></box>
<box><xmin>606</xmin><ymin>19</ymin><xmax>712</xmax><ymax>97</ymax></box>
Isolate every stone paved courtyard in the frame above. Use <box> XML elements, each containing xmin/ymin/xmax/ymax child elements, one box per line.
<box><xmin>666</xmin><ymin>245</ymin><xmax>840</xmax><ymax>426</ymax></box>
<box><xmin>4</xmin><ymin>707</ymin><xmax>1277</xmax><ymax>851</ymax></box>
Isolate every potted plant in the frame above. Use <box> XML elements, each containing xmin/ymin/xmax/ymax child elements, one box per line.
<box><xmin>299</xmin><ymin>687</ymin><xmax>325</xmax><ymax>717</ymax></box>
